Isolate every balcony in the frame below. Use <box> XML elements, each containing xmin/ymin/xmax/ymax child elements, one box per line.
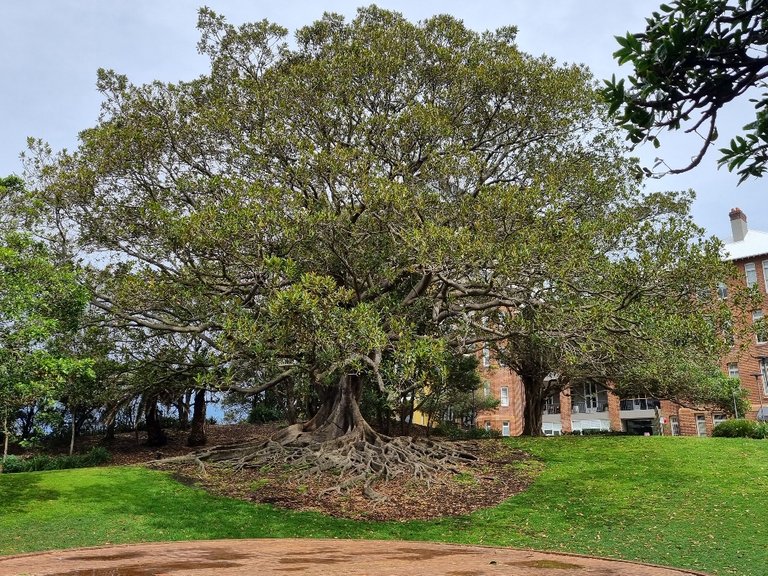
<box><xmin>542</xmin><ymin>405</ymin><xmax>561</xmax><ymax>415</ymax></box>
<box><xmin>571</xmin><ymin>401</ymin><xmax>608</xmax><ymax>414</ymax></box>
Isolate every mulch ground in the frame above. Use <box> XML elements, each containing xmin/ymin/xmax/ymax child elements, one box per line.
<box><xmin>0</xmin><ymin>539</ymin><xmax>711</xmax><ymax>576</ymax></box>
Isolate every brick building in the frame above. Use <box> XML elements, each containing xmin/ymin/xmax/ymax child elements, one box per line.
<box><xmin>717</xmin><ymin>208</ymin><xmax>768</xmax><ymax>422</ymax></box>
<box><xmin>476</xmin><ymin>208</ymin><xmax>768</xmax><ymax>437</ymax></box>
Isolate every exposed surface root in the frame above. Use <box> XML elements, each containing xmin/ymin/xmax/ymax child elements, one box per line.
<box><xmin>157</xmin><ymin>430</ymin><xmax>478</xmax><ymax>497</ymax></box>
<box><xmin>155</xmin><ymin>434</ymin><xmax>537</xmax><ymax>521</ymax></box>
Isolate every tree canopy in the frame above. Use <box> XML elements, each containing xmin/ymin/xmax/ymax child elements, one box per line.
<box><xmin>16</xmin><ymin>6</ymin><xmax>736</xmax><ymax>458</ymax></box>
<box><xmin>603</xmin><ymin>0</ymin><xmax>768</xmax><ymax>181</ymax></box>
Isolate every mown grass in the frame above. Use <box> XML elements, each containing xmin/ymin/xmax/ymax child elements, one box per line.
<box><xmin>2</xmin><ymin>436</ymin><xmax>766</xmax><ymax>575</ymax></box>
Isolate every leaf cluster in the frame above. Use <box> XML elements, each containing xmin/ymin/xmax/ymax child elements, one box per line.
<box><xmin>603</xmin><ymin>0</ymin><xmax>768</xmax><ymax>181</ymax></box>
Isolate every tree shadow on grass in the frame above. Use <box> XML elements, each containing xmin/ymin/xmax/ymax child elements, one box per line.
<box><xmin>62</xmin><ymin>467</ymin><xmax>367</xmax><ymax>541</ymax></box>
<box><xmin>0</xmin><ymin>473</ymin><xmax>60</xmax><ymax>514</ymax></box>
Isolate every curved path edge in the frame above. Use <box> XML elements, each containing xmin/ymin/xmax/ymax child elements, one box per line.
<box><xmin>0</xmin><ymin>538</ymin><xmax>711</xmax><ymax>575</ymax></box>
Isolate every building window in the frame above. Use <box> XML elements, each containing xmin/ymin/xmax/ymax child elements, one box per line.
<box><xmin>712</xmin><ymin>414</ymin><xmax>727</xmax><ymax>429</ymax></box>
<box><xmin>764</xmin><ymin>260</ymin><xmax>768</xmax><ymax>292</ymax></box>
<box><xmin>746</xmin><ymin>262</ymin><xmax>758</xmax><ymax>288</ymax></box>
<box><xmin>482</xmin><ymin>344</ymin><xmax>490</xmax><ymax>367</ymax></box>
<box><xmin>500</xmin><ymin>386</ymin><xmax>509</xmax><ymax>407</ymax></box>
<box><xmin>696</xmin><ymin>414</ymin><xmax>707</xmax><ymax>437</ymax></box>
<box><xmin>727</xmin><ymin>362</ymin><xmax>740</xmax><ymax>379</ymax></box>
<box><xmin>753</xmin><ymin>310</ymin><xmax>767</xmax><ymax>343</ymax></box>
<box><xmin>669</xmin><ymin>416</ymin><xmax>680</xmax><ymax>436</ymax></box>
<box><xmin>761</xmin><ymin>358</ymin><xmax>768</xmax><ymax>396</ymax></box>
<box><xmin>484</xmin><ymin>420</ymin><xmax>491</xmax><ymax>432</ymax></box>
<box><xmin>483</xmin><ymin>381</ymin><xmax>491</xmax><ymax>398</ymax></box>
<box><xmin>501</xmin><ymin>421</ymin><xmax>510</xmax><ymax>437</ymax></box>
<box><xmin>619</xmin><ymin>397</ymin><xmax>659</xmax><ymax>411</ymax></box>
<box><xmin>717</xmin><ymin>282</ymin><xmax>728</xmax><ymax>299</ymax></box>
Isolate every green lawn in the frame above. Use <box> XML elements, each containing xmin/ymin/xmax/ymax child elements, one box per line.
<box><xmin>2</xmin><ymin>436</ymin><xmax>766</xmax><ymax>575</ymax></box>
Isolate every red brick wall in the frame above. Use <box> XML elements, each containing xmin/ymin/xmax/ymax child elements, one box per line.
<box><xmin>720</xmin><ymin>256</ymin><xmax>768</xmax><ymax>419</ymax></box>
<box><xmin>476</xmin><ymin>364</ymin><xmax>525</xmax><ymax>435</ymax></box>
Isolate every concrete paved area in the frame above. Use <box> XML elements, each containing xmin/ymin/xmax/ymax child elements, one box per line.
<box><xmin>0</xmin><ymin>539</ymin><xmax>711</xmax><ymax>575</ymax></box>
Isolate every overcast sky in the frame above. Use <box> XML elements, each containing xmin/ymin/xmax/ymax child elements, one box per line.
<box><xmin>1</xmin><ymin>1</ymin><xmax>764</xmax><ymax>241</ymax></box>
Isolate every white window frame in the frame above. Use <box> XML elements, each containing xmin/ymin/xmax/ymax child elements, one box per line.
<box><xmin>669</xmin><ymin>416</ymin><xmax>680</xmax><ymax>436</ymax></box>
<box><xmin>696</xmin><ymin>414</ymin><xmax>707</xmax><ymax>437</ymax></box>
<box><xmin>500</xmin><ymin>386</ymin><xmax>509</xmax><ymax>407</ymax></box>
<box><xmin>482</xmin><ymin>344</ymin><xmax>491</xmax><ymax>367</ymax></box>
<box><xmin>483</xmin><ymin>381</ymin><xmax>491</xmax><ymax>398</ymax></box>
<box><xmin>484</xmin><ymin>420</ymin><xmax>491</xmax><ymax>432</ymax></box>
<box><xmin>753</xmin><ymin>310</ymin><xmax>767</xmax><ymax>343</ymax></box>
<box><xmin>717</xmin><ymin>282</ymin><xmax>729</xmax><ymax>299</ymax></box>
<box><xmin>761</xmin><ymin>358</ymin><xmax>768</xmax><ymax>396</ymax></box>
<box><xmin>764</xmin><ymin>260</ymin><xmax>768</xmax><ymax>292</ymax></box>
<box><xmin>712</xmin><ymin>413</ymin><xmax>727</xmax><ymax>429</ymax></box>
<box><xmin>727</xmin><ymin>362</ymin><xmax>739</xmax><ymax>379</ymax></box>
<box><xmin>746</xmin><ymin>262</ymin><xmax>758</xmax><ymax>288</ymax></box>
<box><xmin>501</xmin><ymin>421</ymin><xmax>510</xmax><ymax>437</ymax></box>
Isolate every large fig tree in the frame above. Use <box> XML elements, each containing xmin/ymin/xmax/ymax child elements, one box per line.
<box><xmin>22</xmin><ymin>7</ymin><xmax>702</xmax><ymax>479</ymax></box>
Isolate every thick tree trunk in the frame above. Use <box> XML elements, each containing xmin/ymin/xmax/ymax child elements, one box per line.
<box><xmin>18</xmin><ymin>407</ymin><xmax>36</xmax><ymax>440</ymax></box>
<box><xmin>273</xmin><ymin>374</ymin><xmax>378</xmax><ymax>444</ymax></box>
<box><xmin>522</xmin><ymin>375</ymin><xmax>545</xmax><ymax>436</ymax></box>
<box><xmin>104</xmin><ymin>419</ymin><xmax>116</xmax><ymax>442</ymax></box>
<box><xmin>144</xmin><ymin>399</ymin><xmax>168</xmax><ymax>447</ymax></box>
<box><xmin>187</xmin><ymin>389</ymin><xmax>207</xmax><ymax>447</ymax></box>
<box><xmin>163</xmin><ymin>374</ymin><xmax>477</xmax><ymax>495</ymax></box>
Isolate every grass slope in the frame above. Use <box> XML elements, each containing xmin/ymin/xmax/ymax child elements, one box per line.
<box><xmin>2</xmin><ymin>436</ymin><xmax>766</xmax><ymax>575</ymax></box>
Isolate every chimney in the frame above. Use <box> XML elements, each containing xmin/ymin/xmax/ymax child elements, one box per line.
<box><xmin>730</xmin><ymin>207</ymin><xmax>748</xmax><ymax>242</ymax></box>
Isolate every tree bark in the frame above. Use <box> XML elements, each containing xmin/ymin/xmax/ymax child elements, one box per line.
<box><xmin>69</xmin><ymin>408</ymin><xmax>76</xmax><ymax>456</ymax></box>
<box><xmin>187</xmin><ymin>389</ymin><xmax>207</xmax><ymax>447</ymax></box>
<box><xmin>176</xmin><ymin>391</ymin><xmax>192</xmax><ymax>430</ymax></box>
<box><xmin>104</xmin><ymin>419</ymin><xmax>115</xmax><ymax>442</ymax></box>
<box><xmin>2</xmin><ymin>410</ymin><xmax>9</xmax><ymax>471</ymax></box>
<box><xmin>522</xmin><ymin>375</ymin><xmax>545</xmax><ymax>436</ymax></box>
<box><xmin>273</xmin><ymin>374</ymin><xmax>378</xmax><ymax>444</ymax></box>
<box><xmin>144</xmin><ymin>399</ymin><xmax>168</xmax><ymax>447</ymax></box>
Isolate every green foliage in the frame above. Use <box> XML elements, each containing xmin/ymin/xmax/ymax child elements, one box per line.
<box><xmin>22</xmin><ymin>7</ymin><xmax>634</xmax><ymax>431</ymax></box>
<box><xmin>603</xmin><ymin>0</ymin><xmax>768</xmax><ymax>181</ymax></box>
<box><xmin>0</xmin><ymin>226</ymin><xmax>91</xmax><ymax>461</ymax></box>
<box><xmin>0</xmin><ymin>446</ymin><xmax>111</xmax><ymax>473</ymax></box>
<box><xmin>247</xmin><ymin>402</ymin><xmax>283</xmax><ymax>424</ymax></box>
<box><xmin>17</xmin><ymin>7</ymin><xmax>737</xmax><ymax>442</ymax></box>
<box><xmin>712</xmin><ymin>418</ymin><xmax>767</xmax><ymax>438</ymax></box>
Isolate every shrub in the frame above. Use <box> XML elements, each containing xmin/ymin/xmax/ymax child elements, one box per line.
<box><xmin>0</xmin><ymin>455</ymin><xmax>24</xmax><ymax>473</ymax></box>
<box><xmin>712</xmin><ymin>418</ymin><xmax>762</xmax><ymax>438</ymax></box>
<box><xmin>754</xmin><ymin>421</ymin><xmax>768</xmax><ymax>439</ymax></box>
<box><xmin>0</xmin><ymin>446</ymin><xmax>111</xmax><ymax>473</ymax></box>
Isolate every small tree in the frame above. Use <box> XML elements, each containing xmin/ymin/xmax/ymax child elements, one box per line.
<box><xmin>0</xmin><ymin>231</ymin><xmax>88</xmax><ymax>467</ymax></box>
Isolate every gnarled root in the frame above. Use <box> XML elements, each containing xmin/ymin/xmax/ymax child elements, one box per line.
<box><xmin>156</xmin><ymin>427</ymin><xmax>477</xmax><ymax>499</ymax></box>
